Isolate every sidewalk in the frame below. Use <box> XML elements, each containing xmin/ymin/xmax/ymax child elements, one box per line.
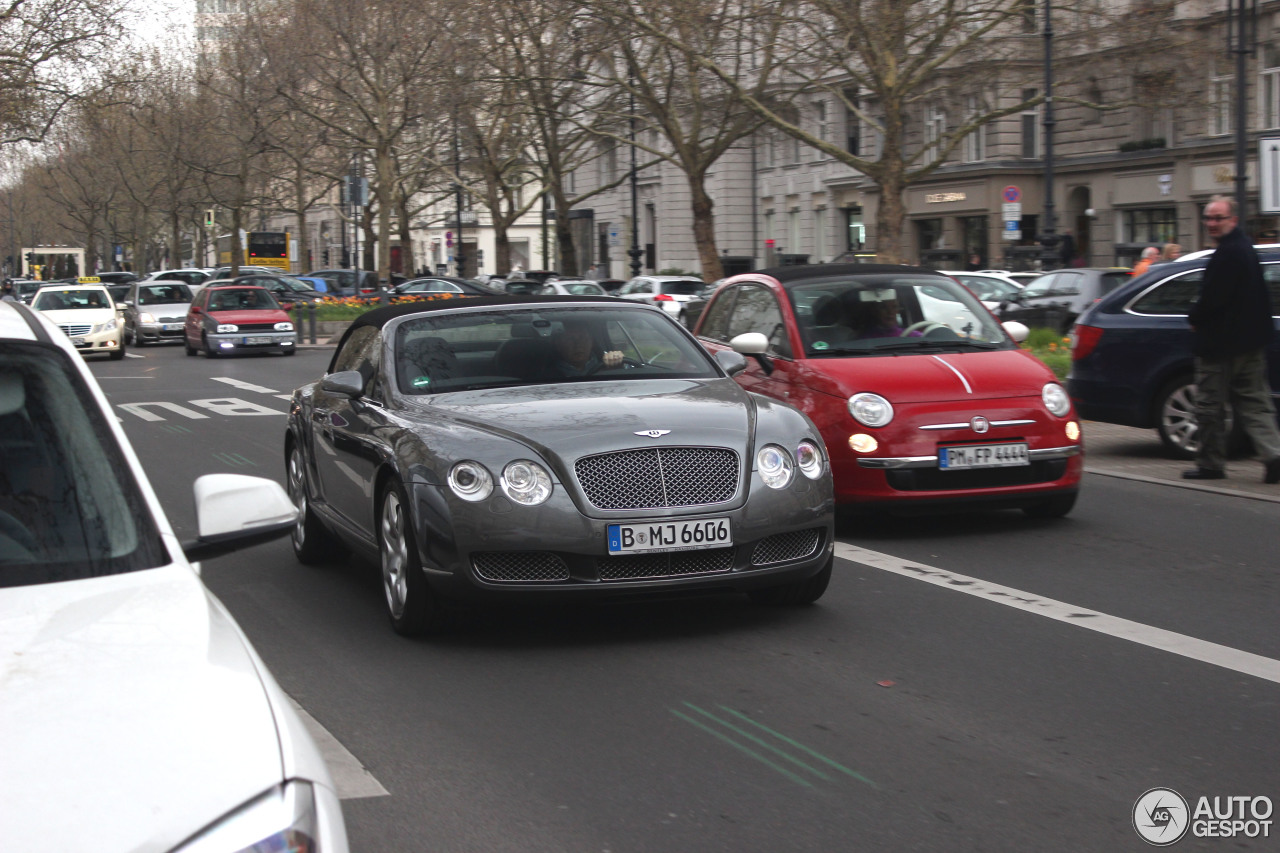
<box><xmin>1083</xmin><ymin>420</ymin><xmax>1280</xmax><ymax>503</ymax></box>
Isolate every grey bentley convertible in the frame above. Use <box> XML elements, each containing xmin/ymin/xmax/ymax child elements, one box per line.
<box><xmin>285</xmin><ymin>296</ymin><xmax>835</xmax><ymax>635</ymax></box>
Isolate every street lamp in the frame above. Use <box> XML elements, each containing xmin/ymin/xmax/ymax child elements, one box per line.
<box><xmin>1038</xmin><ymin>0</ymin><xmax>1060</xmax><ymax>271</ymax></box>
<box><xmin>628</xmin><ymin>83</ymin><xmax>643</xmax><ymax>278</ymax></box>
<box><xmin>454</xmin><ymin>119</ymin><xmax>466</xmax><ymax>278</ymax></box>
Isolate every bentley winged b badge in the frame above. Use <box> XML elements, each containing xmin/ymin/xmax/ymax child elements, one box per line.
<box><xmin>635</xmin><ymin>429</ymin><xmax>672</xmax><ymax>439</ymax></box>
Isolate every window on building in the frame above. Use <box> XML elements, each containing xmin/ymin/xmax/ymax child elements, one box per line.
<box><xmin>1210</xmin><ymin>72</ymin><xmax>1232</xmax><ymax>136</ymax></box>
<box><xmin>915</xmin><ymin>219</ymin><xmax>942</xmax><ymax>254</ymax></box>
<box><xmin>963</xmin><ymin>95</ymin><xmax>985</xmax><ymax>163</ymax></box>
<box><xmin>763</xmin><ymin>130</ymin><xmax>775</xmax><ymax>168</ymax></box>
<box><xmin>1134</xmin><ymin>73</ymin><xmax>1173</xmax><ymax>143</ymax></box>
<box><xmin>1020</xmin><ymin>0</ymin><xmax>1035</xmax><ymax>32</ymax></box>
<box><xmin>814</xmin><ymin>208</ymin><xmax>827</xmax><ymax>261</ymax></box>
<box><xmin>1262</xmin><ymin>44</ymin><xmax>1280</xmax><ymax>130</ymax></box>
<box><xmin>1123</xmin><ymin>208</ymin><xmax>1178</xmax><ymax>244</ymax></box>
<box><xmin>845</xmin><ymin>208</ymin><xmax>865</xmax><ymax>251</ymax></box>
<box><xmin>789</xmin><ymin>134</ymin><xmax>801</xmax><ymax>164</ymax></box>
<box><xmin>1021</xmin><ymin>89</ymin><xmax>1039</xmax><ymax>159</ymax></box>
<box><xmin>600</xmin><ymin>141</ymin><xmax>617</xmax><ymax>186</ymax></box>
<box><xmin>924</xmin><ymin>106</ymin><xmax>946</xmax><ymax>166</ymax></box>
<box><xmin>788</xmin><ymin>210</ymin><xmax>801</xmax><ymax>252</ymax></box>
<box><xmin>815</xmin><ymin>101</ymin><xmax>829</xmax><ymax>146</ymax></box>
<box><xmin>844</xmin><ymin>89</ymin><xmax>860</xmax><ymax>156</ymax></box>
<box><xmin>763</xmin><ymin>211</ymin><xmax>775</xmax><ymax>245</ymax></box>
<box><xmin>961</xmin><ymin>215</ymin><xmax>988</xmax><ymax>267</ymax></box>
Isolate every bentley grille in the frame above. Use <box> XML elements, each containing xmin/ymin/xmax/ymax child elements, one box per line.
<box><xmin>574</xmin><ymin>447</ymin><xmax>739</xmax><ymax>510</ymax></box>
<box><xmin>751</xmin><ymin>528</ymin><xmax>823</xmax><ymax>566</ymax></box>
<box><xmin>597</xmin><ymin>547</ymin><xmax>735</xmax><ymax>580</ymax></box>
<box><xmin>472</xmin><ymin>552</ymin><xmax>570</xmax><ymax>582</ymax></box>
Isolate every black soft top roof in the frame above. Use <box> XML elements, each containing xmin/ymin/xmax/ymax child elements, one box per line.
<box><xmin>749</xmin><ymin>263</ymin><xmax>948</xmax><ymax>286</ymax></box>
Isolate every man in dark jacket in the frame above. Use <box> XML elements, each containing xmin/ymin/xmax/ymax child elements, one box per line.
<box><xmin>1185</xmin><ymin>195</ymin><xmax>1280</xmax><ymax>482</ymax></box>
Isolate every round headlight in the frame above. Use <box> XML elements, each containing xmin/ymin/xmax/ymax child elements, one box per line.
<box><xmin>757</xmin><ymin>444</ymin><xmax>795</xmax><ymax>489</ymax></box>
<box><xmin>275</xmin><ymin>321</ymin><xmax>294</xmax><ymax>331</ymax></box>
<box><xmin>448</xmin><ymin>461</ymin><xmax>493</xmax><ymax>501</ymax></box>
<box><xmin>1043</xmin><ymin>382</ymin><xmax>1071</xmax><ymax>417</ymax></box>
<box><xmin>796</xmin><ymin>440</ymin><xmax>824</xmax><ymax>479</ymax></box>
<box><xmin>848</xmin><ymin>392</ymin><xmax>894</xmax><ymax>427</ymax></box>
<box><xmin>501</xmin><ymin>460</ymin><xmax>553</xmax><ymax>505</ymax></box>
<box><xmin>217</xmin><ymin>323</ymin><xmax>238</xmax><ymax>333</ymax></box>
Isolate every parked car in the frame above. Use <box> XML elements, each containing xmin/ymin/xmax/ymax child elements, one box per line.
<box><xmin>677</xmin><ymin>280</ymin><xmax>727</xmax><ymax>329</ymax></box>
<box><xmin>616</xmin><ymin>275</ymin><xmax>707</xmax><ymax>319</ymax></box>
<box><xmin>1068</xmin><ymin>250</ymin><xmax>1280</xmax><ymax>458</ymax></box>
<box><xmin>234</xmin><ymin>274</ymin><xmax>325</xmax><ymax>305</ymax></box>
<box><xmin>121</xmin><ymin>280</ymin><xmax>194</xmax><ymax>346</ymax></box>
<box><xmin>980</xmin><ymin>269</ymin><xmax>1042</xmax><ymax>286</ymax></box>
<box><xmin>940</xmin><ymin>271</ymin><xmax>1025</xmax><ymax>308</ymax></box>
<box><xmin>138</xmin><ymin>268</ymin><xmax>214</xmax><ymax>289</ymax></box>
<box><xmin>0</xmin><ymin>299</ymin><xmax>349</xmax><ymax>853</ymax></box>
<box><xmin>185</xmin><ymin>284</ymin><xmax>296</xmax><ymax>357</ymax></box>
<box><xmin>538</xmin><ymin>279</ymin><xmax>609</xmax><ymax>296</ymax></box>
<box><xmin>995</xmin><ymin>267</ymin><xmax>1131</xmax><ymax>333</ymax></box>
<box><xmin>94</xmin><ymin>270</ymin><xmax>140</xmax><ymax>286</ymax></box>
<box><xmin>29</xmin><ymin>283</ymin><xmax>125</xmax><ymax>360</ymax></box>
<box><xmin>392</xmin><ymin>276</ymin><xmax>498</xmax><ymax>297</ymax></box>
<box><xmin>11</xmin><ymin>279</ymin><xmax>42</xmax><ymax>304</ymax></box>
<box><xmin>304</xmin><ymin>268</ymin><xmax>379</xmax><ymax>297</ymax></box>
<box><xmin>693</xmin><ymin>264</ymin><xmax>1082</xmax><ymax>516</ymax></box>
<box><xmin>285</xmin><ymin>295</ymin><xmax>835</xmax><ymax>635</ymax></box>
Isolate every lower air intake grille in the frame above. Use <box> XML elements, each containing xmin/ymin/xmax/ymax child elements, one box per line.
<box><xmin>597</xmin><ymin>547</ymin><xmax>734</xmax><ymax>580</ymax></box>
<box><xmin>472</xmin><ymin>552</ymin><xmax>570</xmax><ymax>582</ymax></box>
<box><xmin>751</xmin><ymin>528</ymin><xmax>822</xmax><ymax>566</ymax></box>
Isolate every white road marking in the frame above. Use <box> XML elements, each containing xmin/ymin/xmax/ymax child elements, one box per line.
<box><xmin>275</xmin><ymin>394</ymin><xmax>294</xmax><ymax>401</ymax></box>
<box><xmin>189</xmin><ymin>397</ymin><xmax>285</xmax><ymax>416</ymax></box>
<box><xmin>211</xmin><ymin>376</ymin><xmax>279</xmax><ymax>394</ymax></box>
<box><xmin>834</xmin><ymin>542</ymin><xmax>1280</xmax><ymax>685</ymax></box>
<box><xmin>117</xmin><ymin>401</ymin><xmax>210</xmax><ymax>421</ymax></box>
<box><xmin>124</xmin><ymin>352</ymin><xmax>145</xmax><ymax>359</ymax></box>
<box><xmin>287</xmin><ymin>697</ymin><xmax>389</xmax><ymax>800</ymax></box>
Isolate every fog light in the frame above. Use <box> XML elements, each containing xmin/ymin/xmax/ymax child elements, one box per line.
<box><xmin>849</xmin><ymin>434</ymin><xmax>878</xmax><ymax>453</ymax></box>
<box><xmin>220</xmin><ymin>342</ymin><xmax>234</xmax><ymax>349</ymax></box>
<box><xmin>1065</xmin><ymin>421</ymin><xmax>1080</xmax><ymax>441</ymax></box>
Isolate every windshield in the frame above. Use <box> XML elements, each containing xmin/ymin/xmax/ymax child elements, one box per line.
<box><xmin>553</xmin><ymin>281</ymin><xmax>605</xmax><ymax>295</ymax></box>
<box><xmin>788</xmin><ymin>274</ymin><xmax>1013</xmax><ymax>357</ymax></box>
<box><xmin>138</xmin><ymin>283</ymin><xmax>192</xmax><ymax>305</ymax></box>
<box><xmin>207</xmin><ymin>288</ymin><xmax>280</xmax><ymax>311</ymax></box>
<box><xmin>0</xmin><ymin>343</ymin><xmax>167</xmax><ymax>586</ymax></box>
<box><xmin>32</xmin><ymin>288</ymin><xmax>111</xmax><ymax>311</ymax></box>
<box><xmin>394</xmin><ymin>306</ymin><xmax>719</xmax><ymax>394</ymax></box>
<box><xmin>660</xmin><ymin>280</ymin><xmax>704</xmax><ymax>295</ymax></box>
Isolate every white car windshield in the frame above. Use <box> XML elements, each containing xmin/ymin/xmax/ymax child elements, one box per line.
<box><xmin>394</xmin><ymin>306</ymin><xmax>719</xmax><ymax>394</ymax></box>
<box><xmin>0</xmin><ymin>343</ymin><xmax>166</xmax><ymax>585</ymax></box>
<box><xmin>788</xmin><ymin>274</ymin><xmax>1014</xmax><ymax>356</ymax></box>
<box><xmin>138</xmin><ymin>283</ymin><xmax>192</xmax><ymax>304</ymax></box>
<box><xmin>32</xmin><ymin>289</ymin><xmax>111</xmax><ymax>311</ymax></box>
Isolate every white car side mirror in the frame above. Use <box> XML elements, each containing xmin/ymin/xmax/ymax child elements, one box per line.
<box><xmin>1002</xmin><ymin>321</ymin><xmax>1030</xmax><ymax>343</ymax></box>
<box><xmin>729</xmin><ymin>332</ymin><xmax>769</xmax><ymax>354</ymax></box>
<box><xmin>182</xmin><ymin>474</ymin><xmax>298</xmax><ymax>562</ymax></box>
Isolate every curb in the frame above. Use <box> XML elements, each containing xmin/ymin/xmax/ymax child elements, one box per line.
<box><xmin>1084</xmin><ymin>465</ymin><xmax>1280</xmax><ymax>504</ymax></box>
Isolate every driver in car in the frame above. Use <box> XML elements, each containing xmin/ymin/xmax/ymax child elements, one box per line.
<box><xmin>849</xmin><ymin>288</ymin><xmax>923</xmax><ymax>339</ymax></box>
<box><xmin>551</xmin><ymin>319</ymin><xmax>624</xmax><ymax>376</ymax></box>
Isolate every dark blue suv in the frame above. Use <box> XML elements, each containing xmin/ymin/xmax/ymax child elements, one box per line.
<box><xmin>1067</xmin><ymin>250</ymin><xmax>1280</xmax><ymax>458</ymax></box>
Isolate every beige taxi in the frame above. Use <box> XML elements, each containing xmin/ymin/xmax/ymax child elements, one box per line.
<box><xmin>29</xmin><ymin>278</ymin><xmax>125</xmax><ymax>359</ymax></box>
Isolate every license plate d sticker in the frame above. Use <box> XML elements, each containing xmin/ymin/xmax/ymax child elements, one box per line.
<box><xmin>607</xmin><ymin>518</ymin><xmax>732</xmax><ymax>554</ymax></box>
<box><xmin>940</xmin><ymin>443</ymin><xmax>1030</xmax><ymax>469</ymax></box>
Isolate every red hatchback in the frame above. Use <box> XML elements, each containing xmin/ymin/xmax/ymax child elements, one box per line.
<box><xmin>184</xmin><ymin>285</ymin><xmax>297</xmax><ymax>357</ymax></box>
<box><xmin>694</xmin><ymin>264</ymin><xmax>1083</xmax><ymax>516</ymax></box>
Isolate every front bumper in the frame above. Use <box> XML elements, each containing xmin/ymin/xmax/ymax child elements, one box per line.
<box><xmin>64</xmin><ymin>326</ymin><xmax>123</xmax><ymax>354</ymax></box>
<box><xmin>206</xmin><ymin>331</ymin><xmax>297</xmax><ymax>353</ymax></box>
<box><xmin>137</xmin><ymin>321</ymin><xmax>187</xmax><ymax>342</ymax></box>
<box><xmin>408</xmin><ymin>476</ymin><xmax>834</xmax><ymax>602</ymax></box>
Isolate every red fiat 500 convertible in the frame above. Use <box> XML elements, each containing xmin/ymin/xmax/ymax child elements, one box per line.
<box><xmin>693</xmin><ymin>264</ymin><xmax>1082</xmax><ymax>516</ymax></box>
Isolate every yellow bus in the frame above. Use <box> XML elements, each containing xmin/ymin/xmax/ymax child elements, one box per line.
<box><xmin>216</xmin><ymin>231</ymin><xmax>290</xmax><ymax>270</ymax></box>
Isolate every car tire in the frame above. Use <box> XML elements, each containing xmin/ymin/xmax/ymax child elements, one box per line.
<box><xmin>747</xmin><ymin>553</ymin><xmax>833</xmax><ymax>606</ymax></box>
<box><xmin>109</xmin><ymin>341</ymin><xmax>126</xmax><ymax>361</ymax></box>
<box><xmin>1156</xmin><ymin>376</ymin><xmax>1220</xmax><ymax>460</ymax></box>
<box><xmin>283</xmin><ymin>347</ymin><xmax>296</xmax><ymax>356</ymax></box>
<box><xmin>379</xmin><ymin>481</ymin><xmax>451</xmax><ymax>636</ymax></box>
<box><xmin>185</xmin><ymin>337</ymin><xmax>197</xmax><ymax>356</ymax></box>
<box><xmin>287</xmin><ymin>443</ymin><xmax>338</xmax><ymax>565</ymax></box>
<box><xmin>203</xmin><ymin>334</ymin><xmax>218</xmax><ymax>358</ymax></box>
<box><xmin>1022</xmin><ymin>491</ymin><xmax>1077</xmax><ymax>519</ymax></box>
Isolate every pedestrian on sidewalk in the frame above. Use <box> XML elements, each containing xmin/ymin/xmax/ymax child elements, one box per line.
<box><xmin>1184</xmin><ymin>195</ymin><xmax>1280</xmax><ymax>483</ymax></box>
<box><xmin>1130</xmin><ymin>246</ymin><xmax>1159</xmax><ymax>277</ymax></box>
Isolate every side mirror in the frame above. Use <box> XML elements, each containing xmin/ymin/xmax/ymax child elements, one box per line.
<box><xmin>181</xmin><ymin>474</ymin><xmax>297</xmax><ymax>563</ymax></box>
<box><xmin>729</xmin><ymin>332</ymin><xmax>769</xmax><ymax>354</ymax></box>
<box><xmin>1002</xmin><ymin>321</ymin><xmax>1030</xmax><ymax>343</ymax></box>
<box><xmin>715</xmin><ymin>349</ymin><xmax>748</xmax><ymax>376</ymax></box>
<box><xmin>320</xmin><ymin>370</ymin><xmax>364</xmax><ymax>397</ymax></box>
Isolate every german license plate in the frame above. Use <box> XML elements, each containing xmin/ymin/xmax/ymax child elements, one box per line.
<box><xmin>71</xmin><ymin>338</ymin><xmax>85</xmax><ymax>345</ymax></box>
<box><xmin>607</xmin><ymin>517</ymin><xmax>732</xmax><ymax>554</ymax></box>
<box><xmin>244</xmin><ymin>336</ymin><xmax>273</xmax><ymax>344</ymax></box>
<box><xmin>940</xmin><ymin>443</ymin><xmax>1029</xmax><ymax>469</ymax></box>
<box><xmin>163</xmin><ymin>323</ymin><xmax>182</xmax><ymax>331</ymax></box>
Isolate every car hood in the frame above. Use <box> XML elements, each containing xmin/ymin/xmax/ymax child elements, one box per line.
<box><xmin>411</xmin><ymin>378</ymin><xmax>755</xmax><ymax>457</ymax></box>
<box><xmin>798</xmin><ymin>349</ymin><xmax>1054</xmax><ymax>403</ymax></box>
<box><xmin>0</xmin><ymin>566</ymin><xmax>284</xmax><ymax>853</ymax></box>
<box><xmin>136</xmin><ymin>301</ymin><xmax>192</xmax><ymax>316</ymax></box>
<box><xmin>205</xmin><ymin>308</ymin><xmax>291</xmax><ymax>324</ymax></box>
<box><xmin>35</xmin><ymin>307</ymin><xmax>116</xmax><ymax>324</ymax></box>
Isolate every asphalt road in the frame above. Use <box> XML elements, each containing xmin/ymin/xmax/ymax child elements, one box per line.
<box><xmin>89</xmin><ymin>344</ymin><xmax>1280</xmax><ymax>852</ymax></box>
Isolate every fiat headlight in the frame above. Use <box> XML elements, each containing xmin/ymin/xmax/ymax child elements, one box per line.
<box><xmin>92</xmin><ymin>318</ymin><xmax>118</xmax><ymax>334</ymax></box>
<box><xmin>1043</xmin><ymin>382</ymin><xmax>1071</xmax><ymax>417</ymax></box>
<box><xmin>275</xmin><ymin>321</ymin><xmax>294</xmax><ymax>331</ymax></box>
<box><xmin>138</xmin><ymin>312</ymin><xmax>156</xmax><ymax>323</ymax></box>
<box><xmin>501</xmin><ymin>460</ymin><xmax>553</xmax><ymax>505</ymax></box>
<box><xmin>172</xmin><ymin>780</ymin><xmax>318</xmax><ymax>853</ymax></box>
<box><xmin>217</xmin><ymin>323</ymin><xmax>238</xmax><ymax>333</ymax></box>
<box><xmin>757</xmin><ymin>444</ymin><xmax>794</xmax><ymax>489</ymax></box>
<box><xmin>448</xmin><ymin>461</ymin><xmax>493</xmax><ymax>501</ymax></box>
<box><xmin>796</xmin><ymin>440</ymin><xmax>824</xmax><ymax>479</ymax></box>
<box><xmin>848</xmin><ymin>392</ymin><xmax>894</xmax><ymax>427</ymax></box>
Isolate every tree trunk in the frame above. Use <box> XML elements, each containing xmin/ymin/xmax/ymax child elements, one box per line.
<box><xmin>554</xmin><ymin>194</ymin><xmax>577</xmax><ymax>275</ymax></box>
<box><xmin>688</xmin><ymin>176</ymin><xmax>722</xmax><ymax>281</ymax></box>
<box><xmin>362</xmin><ymin>200</ymin><xmax>376</xmax><ymax>271</ymax></box>
<box><xmin>375</xmin><ymin>145</ymin><xmax>393</xmax><ymax>286</ymax></box>
<box><xmin>493</xmin><ymin>222</ymin><xmax>511</xmax><ymax>275</ymax></box>
<box><xmin>874</xmin><ymin>102</ymin><xmax>908</xmax><ymax>264</ymax></box>
<box><xmin>169</xmin><ymin>210</ymin><xmax>181</xmax><ymax>270</ymax></box>
<box><xmin>294</xmin><ymin>162</ymin><xmax>309</xmax><ymax>275</ymax></box>
<box><xmin>396</xmin><ymin>193</ymin><xmax>414</xmax><ymax>277</ymax></box>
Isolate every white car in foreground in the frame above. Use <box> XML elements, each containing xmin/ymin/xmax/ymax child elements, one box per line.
<box><xmin>0</xmin><ymin>300</ymin><xmax>349</xmax><ymax>852</ymax></box>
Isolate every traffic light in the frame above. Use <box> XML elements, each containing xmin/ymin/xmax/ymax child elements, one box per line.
<box><xmin>25</xmin><ymin>252</ymin><xmax>34</xmax><ymax>265</ymax></box>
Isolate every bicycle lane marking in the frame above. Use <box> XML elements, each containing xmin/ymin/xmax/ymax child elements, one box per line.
<box><xmin>833</xmin><ymin>542</ymin><xmax>1280</xmax><ymax>685</ymax></box>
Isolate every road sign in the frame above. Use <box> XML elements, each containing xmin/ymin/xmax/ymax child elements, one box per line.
<box><xmin>1002</xmin><ymin>203</ymin><xmax>1022</xmax><ymax>221</ymax></box>
<box><xmin>1002</xmin><ymin>221</ymin><xmax>1021</xmax><ymax>241</ymax></box>
<box><xmin>1002</xmin><ymin>185</ymin><xmax>1022</xmax><ymax>204</ymax></box>
<box><xmin>1262</xmin><ymin>137</ymin><xmax>1280</xmax><ymax>214</ymax></box>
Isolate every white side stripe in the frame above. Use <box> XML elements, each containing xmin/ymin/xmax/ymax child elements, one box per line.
<box><xmin>834</xmin><ymin>542</ymin><xmax>1280</xmax><ymax>685</ymax></box>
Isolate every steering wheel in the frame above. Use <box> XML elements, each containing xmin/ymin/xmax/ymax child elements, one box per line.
<box><xmin>901</xmin><ymin>320</ymin><xmax>948</xmax><ymax>336</ymax></box>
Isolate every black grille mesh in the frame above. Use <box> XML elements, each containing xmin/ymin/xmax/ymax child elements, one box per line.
<box><xmin>575</xmin><ymin>447</ymin><xmax>738</xmax><ymax>509</ymax></box>
<box><xmin>472</xmin><ymin>552</ymin><xmax>570</xmax><ymax>582</ymax></box>
<box><xmin>751</xmin><ymin>528</ymin><xmax>822</xmax><ymax>566</ymax></box>
<box><xmin>597</xmin><ymin>547</ymin><xmax>735</xmax><ymax>580</ymax></box>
